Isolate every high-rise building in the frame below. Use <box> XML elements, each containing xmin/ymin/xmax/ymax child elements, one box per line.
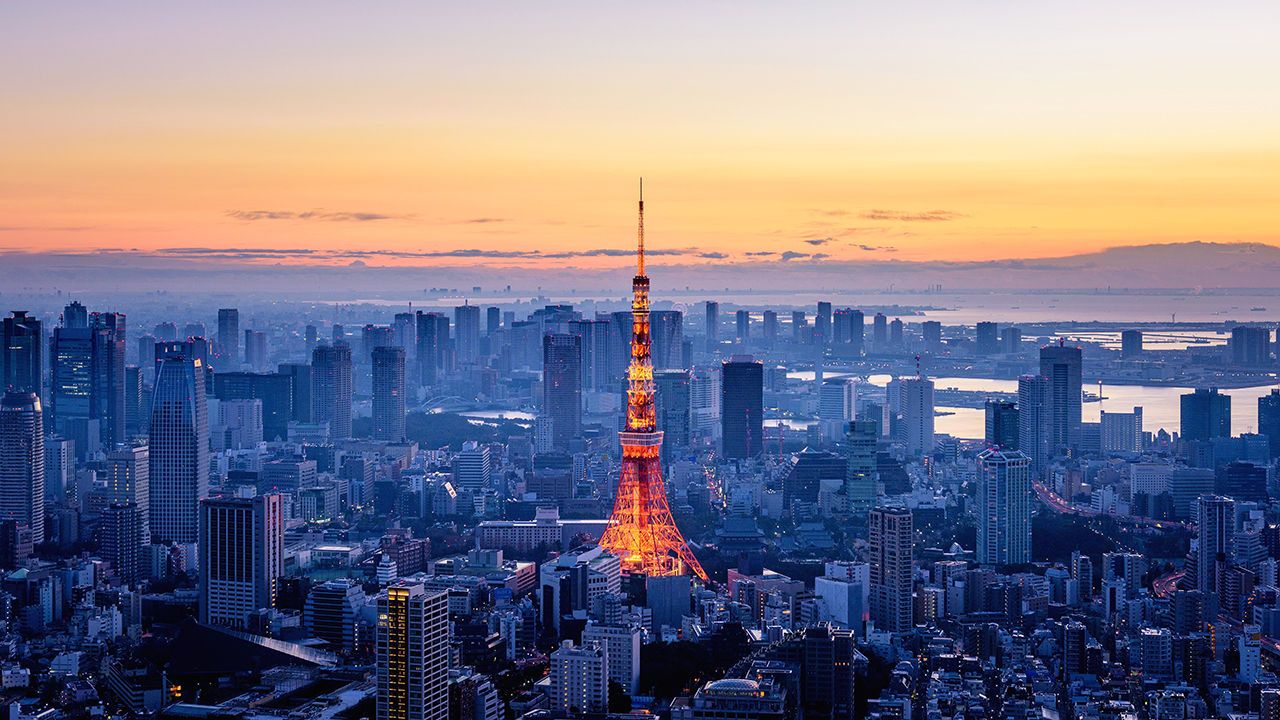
<box><xmin>0</xmin><ymin>391</ymin><xmax>44</xmax><ymax>544</ymax></box>
<box><xmin>217</xmin><ymin>308</ymin><xmax>240</xmax><ymax>363</ymax></box>
<box><xmin>542</xmin><ymin>334</ymin><xmax>582</xmax><ymax>451</ymax></box>
<box><xmin>198</xmin><ymin>494</ymin><xmax>283</xmax><ymax>628</ymax></box>
<box><xmin>975</xmin><ymin>322</ymin><xmax>999</xmax><ymax>354</ymax></box>
<box><xmin>721</xmin><ymin>356</ymin><xmax>763</xmax><ymax>460</ymax></box>
<box><xmin>415</xmin><ymin>312</ymin><xmax>449</xmax><ymax>386</ymax></box>
<box><xmin>485</xmin><ymin>306</ymin><xmax>500</xmax><ymax>335</ymax></box>
<box><xmin>898</xmin><ymin>376</ymin><xmax>935</xmax><ymax>458</ymax></box>
<box><xmin>278</xmin><ymin>362</ymin><xmax>312</xmax><ymax>424</ymax></box>
<box><xmin>1</xmin><ymin>311</ymin><xmax>42</xmax><ymax>394</ymax></box>
<box><xmin>51</xmin><ymin>315</ymin><xmax>127</xmax><ymax>446</ymax></box>
<box><xmin>704</xmin><ymin>301</ymin><xmax>719</xmax><ymax>353</ymax></box>
<box><xmin>654</xmin><ymin>369</ymin><xmax>691</xmax><ymax>461</ymax></box>
<box><xmin>243</xmin><ymin>329</ymin><xmax>268</xmax><ymax>372</ymax></box>
<box><xmin>1121</xmin><ymin>329</ymin><xmax>1143</xmax><ymax>358</ymax></box>
<box><xmin>889</xmin><ymin>318</ymin><xmax>904</xmax><ymax>346</ymax></box>
<box><xmin>149</xmin><ymin>345</ymin><xmax>209</xmax><ymax>544</ymax></box>
<box><xmin>922</xmin><ymin>320</ymin><xmax>942</xmax><ymax>353</ymax></box>
<box><xmin>1231</xmin><ymin>326</ymin><xmax>1271</xmax><ymax>366</ymax></box>
<box><xmin>1100</xmin><ymin>407</ymin><xmax>1143</xmax><ymax>453</ymax></box>
<box><xmin>649</xmin><ymin>310</ymin><xmax>683</xmax><ymax>370</ymax></box>
<box><xmin>1040</xmin><ymin>344</ymin><xmax>1083</xmax><ymax>455</ymax></box>
<box><xmin>735</xmin><ymin>310</ymin><xmax>750</xmax><ymax>342</ymax></box>
<box><xmin>393</xmin><ymin>312</ymin><xmax>417</xmax><ymax>356</ymax></box>
<box><xmin>311</xmin><ymin>344</ymin><xmax>353</xmax><ymax>439</ymax></box>
<box><xmin>372</xmin><ymin>346</ymin><xmax>406</xmax><ymax>442</ymax></box>
<box><xmin>1181</xmin><ymin>388</ymin><xmax>1230</xmax><ymax>442</ymax></box>
<box><xmin>975</xmin><ymin>449</ymin><xmax>1032</xmax><ymax>566</ymax></box>
<box><xmin>869</xmin><ymin>505</ymin><xmax>913</xmax><ymax>633</ymax></box>
<box><xmin>872</xmin><ymin>313</ymin><xmax>887</xmax><ymax>346</ymax></box>
<box><xmin>843</xmin><ymin>420</ymin><xmax>878</xmax><ymax>512</ymax></box>
<box><xmin>106</xmin><ymin>444</ymin><xmax>149</xmax><ymax>545</ymax></box>
<box><xmin>984</xmin><ymin>400</ymin><xmax>1019</xmax><ymax>450</ymax></box>
<box><xmin>103</xmin><ymin>502</ymin><xmax>142</xmax><ymax>584</ymax></box>
<box><xmin>63</xmin><ymin>300</ymin><xmax>88</xmax><ymax>329</ymax></box>
<box><xmin>454</xmin><ymin>304</ymin><xmax>482</xmax><ymax>366</ymax></box>
<box><xmin>582</xmin><ymin>622</ymin><xmax>641</xmax><ymax>694</ymax></box>
<box><xmin>1017</xmin><ymin>375</ymin><xmax>1052</xmax><ymax>476</ymax></box>
<box><xmin>762</xmin><ymin>310</ymin><xmax>778</xmax><ymax>348</ymax></box>
<box><xmin>819</xmin><ymin>378</ymin><xmax>858</xmax><ymax>423</ymax></box>
<box><xmin>549</xmin><ymin>639</ymin><xmax>609</xmax><ymax>716</ymax></box>
<box><xmin>212</xmin><ymin>372</ymin><xmax>293</xmax><ymax>442</ymax></box>
<box><xmin>1260</xmin><ymin>389</ymin><xmax>1280</xmax><ymax>459</ymax></box>
<box><xmin>376</xmin><ymin>583</ymin><xmax>449</xmax><ymax>720</ymax></box>
<box><xmin>453</xmin><ymin>441</ymin><xmax>491</xmax><ymax>493</ymax></box>
<box><xmin>1196</xmin><ymin>495</ymin><xmax>1234</xmax><ymax>597</ymax></box>
<box><xmin>792</xmin><ymin>311</ymin><xmax>807</xmax><ymax>341</ymax></box>
<box><xmin>815</xmin><ymin>301</ymin><xmax>832</xmax><ymax>345</ymax></box>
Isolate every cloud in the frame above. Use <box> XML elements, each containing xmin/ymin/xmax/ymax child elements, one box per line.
<box><xmin>812</xmin><ymin>209</ymin><xmax>851</xmax><ymax>217</ymax></box>
<box><xmin>804</xmin><ymin>237</ymin><xmax>833</xmax><ymax>246</ymax></box>
<box><xmin>225</xmin><ymin>209</ymin><xmax>409</xmax><ymax>222</ymax></box>
<box><xmin>0</xmin><ymin>225</ymin><xmax>96</xmax><ymax>232</ymax></box>
<box><xmin>779</xmin><ymin>251</ymin><xmax>810</xmax><ymax>261</ymax></box>
<box><xmin>850</xmin><ymin>243</ymin><xmax>898</xmax><ymax>253</ymax></box>
<box><xmin>458</xmin><ymin>217</ymin><xmax>510</xmax><ymax>224</ymax></box>
<box><xmin>860</xmin><ymin>209</ymin><xmax>964</xmax><ymax>222</ymax></box>
<box><xmin>745</xmin><ymin>251</ymin><xmax>776</xmax><ymax>257</ymax></box>
<box><xmin>699</xmin><ymin>252</ymin><xmax>729</xmax><ymax>259</ymax></box>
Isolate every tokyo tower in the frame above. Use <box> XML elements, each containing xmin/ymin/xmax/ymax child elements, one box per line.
<box><xmin>599</xmin><ymin>180</ymin><xmax>708</xmax><ymax>581</ymax></box>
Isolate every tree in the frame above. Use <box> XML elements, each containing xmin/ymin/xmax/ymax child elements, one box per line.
<box><xmin>609</xmin><ymin>680</ymin><xmax>632</xmax><ymax>713</ymax></box>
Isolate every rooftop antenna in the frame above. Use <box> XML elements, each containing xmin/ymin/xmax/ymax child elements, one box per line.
<box><xmin>637</xmin><ymin>177</ymin><xmax>645</xmax><ymax>277</ymax></box>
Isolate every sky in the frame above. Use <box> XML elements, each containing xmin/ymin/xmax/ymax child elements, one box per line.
<box><xmin>3</xmin><ymin>1</ymin><xmax>1279</xmax><ymax>272</ymax></box>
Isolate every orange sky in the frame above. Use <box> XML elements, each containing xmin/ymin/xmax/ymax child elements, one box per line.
<box><xmin>3</xmin><ymin>2</ymin><xmax>1279</xmax><ymax>268</ymax></box>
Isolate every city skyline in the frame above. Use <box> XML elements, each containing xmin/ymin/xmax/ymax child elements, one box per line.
<box><xmin>4</xmin><ymin>2</ymin><xmax>1280</xmax><ymax>275</ymax></box>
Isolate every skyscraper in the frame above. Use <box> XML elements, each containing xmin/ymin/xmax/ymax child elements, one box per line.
<box><xmin>106</xmin><ymin>444</ymin><xmax>149</xmax><ymax>545</ymax></box>
<box><xmin>149</xmin><ymin>344</ymin><xmax>209</xmax><ymax>544</ymax></box>
<box><xmin>103</xmin><ymin>502</ymin><xmax>142</xmax><ymax>584</ymax></box>
<box><xmin>1195</xmin><ymin>495</ymin><xmax>1234</xmax><ymax>598</ymax></box>
<box><xmin>649</xmin><ymin>310</ymin><xmax>683</xmax><ymax>370</ymax></box>
<box><xmin>1260</xmin><ymin>389</ymin><xmax>1280</xmax><ymax>459</ymax></box>
<box><xmin>872</xmin><ymin>313</ymin><xmax>887</xmax><ymax>346</ymax></box>
<box><xmin>899</xmin><ymin>376</ymin><xmax>935</xmax><ymax>458</ymax></box>
<box><xmin>654</xmin><ymin>369</ymin><xmax>691</xmax><ymax>461</ymax></box>
<box><xmin>976</xmin><ymin>448</ymin><xmax>1032</xmax><ymax>566</ymax></box>
<box><xmin>762</xmin><ymin>310</ymin><xmax>778</xmax><ymax>348</ymax></box>
<box><xmin>735</xmin><ymin>309</ymin><xmax>750</xmax><ymax>343</ymax></box>
<box><xmin>213</xmin><ymin>372</ymin><xmax>294</xmax><ymax>442</ymax></box>
<box><xmin>454</xmin><ymin>304</ymin><xmax>481</xmax><ymax>366</ymax></box>
<box><xmin>815</xmin><ymin>301</ymin><xmax>832</xmax><ymax>345</ymax></box>
<box><xmin>843</xmin><ymin>420</ymin><xmax>878</xmax><ymax>512</ymax></box>
<box><xmin>486</xmin><ymin>306</ymin><xmax>500</xmax><ymax>335</ymax></box>
<box><xmin>721</xmin><ymin>356</ymin><xmax>763</xmax><ymax>460</ymax></box>
<box><xmin>0</xmin><ymin>391</ymin><xmax>44</xmax><ymax>544</ymax></box>
<box><xmin>243</xmin><ymin>329</ymin><xmax>268</xmax><ymax>372</ymax></box>
<box><xmin>549</xmin><ymin>640</ymin><xmax>609</xmax><ymax>716</ymax></box>
<box><xmin>51</xmin><ymin>314</ymin><xmax>126</xmax><ymax>446</ymax></box>
<box><xmin>869</xmin><ymin>504</ymin><xmax>913</xmax><ymax>633</ymax></box>
<box><xmin>1231</xmin><ymin>326</ymin><xmax>1271</xmax><ymax>366</ymax></box>
<box><xmin>415</xmin><ymin>311</ymin><xmax>449</xmax><ymax>386</ymax></box>
<box><xmin>1121</xmin><ymin>329</ymin><xmax>1143</xmax><ymax>358</ymax></box>
<box><xmin>542</xmin><ymin>334</ymin><xmax>582</xmax><ymax>452</ymax></box>
<box><xmin>1039</xmin><ymin>343</ymin><xmax>1083</xmax><ymax>455</ymax></box>
<box><xmin>63</xmin><ymin>300</ymin><xmax>88</xmax><ymax>329</ymax></box>
<box><xmin>376</xmin><ymin>582</ymin><xmax>449</xmax><ymax>720</ymax></box>
<box><xmin>922</xmin><ymin>320</ymin><xmax>942</xmax><ymax>353</ymax></box>
<box><xmin>278</xmin><ymin>362</ymin><xmax>312</xmax><ymax>424</ymax></box>
<box><xmin>198</xmin><ymin>493</ymin><xmax>284</xmax><ymax>628</ymax></box>
<box><xmin>217</xmin><ymin>308</ymin><xmax>240</xmax><ymax>363</ymax></box>
<box><xmin>975</xmin><ymin>322</ymin><xmax>999</xmax><ymax>354</ymax></box>
<box><xmin>304</xmin><ymin>578</ymin><xmax>366</xmax><ymax>655</ymax></box>
<box><xmin>372</xmin><ymin>346</ymin><xmax>406</xmax><ymax>442</ymax></box>
<box><xmin>1</xmin><ymin>311</ymin><xmax>42</xmax><ymax>394</ymax></box>
<box><xmin>984</xmin><ymin>399</ymin><xmax>1019</xmax><ymax>450</ymax></box>
<box><xmin>1017</xmin><ymin>375</ymin><xmax>1052</xmax><ymax>476</ymax></box>
<box><xmin>704</xmin><ymin>301</ymin><xmax>719</xmax><ymax>353</ymax></box>
<box><xmin>1180</xmin><ymin>388</ymin><xmax>1231</xmax><ymax>442</ymax></box>
<box><xmin>311</xmin><ymin>343</ymin><xmax>353</xmax><ymax>439</ymax></box>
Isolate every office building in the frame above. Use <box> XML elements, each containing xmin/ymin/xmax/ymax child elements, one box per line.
<box><xmin>372</xmin><ymin>346</ymin><xmax>406</xmax><ymax>442</ymax></box>
<box><xmin>1100</xmin><ymin>407</ymin><xmax>1143</xmax><ymax>453</ymax></box>
<box><xmin>1196</xmin><ymin>495</ymin><xmax>1234</xmax><ymax>597</ymax></box>
<box><xmin>582</xmin><ymin>622</ymin><xmax>641</xmax><ymax>694</ymax></box>
<box><xmin>815</xmin><ymin>301</ymin><xmax>832</xmax><ymax>345</ymax></box>
<box><xmin>549</xmin><ymin>639</ymin><xmax>609</xmax><ymax>715</ymax></box>
<box><xmin>311</xmin><ymin>344</ymin><xmax>353</xmax><ymax>439</ymax></box>
<box><xmin>149</xmin><ymin>345</ymin><xmax>209</xmax><ymax>544</ymax></box>
<box><xmin>819</xmin><ymin>378</ymin><xmax>858</xmax><ymax>424</ymax></box>
<box><xmin>735</xmin><ymin>310</ymin><xmax>750</xmax><ymax>342</ymax></box>
<box><xmin>1040</xmin><ymin>344</ymin><xmax>1083</xmax><ymax>455</ymax></box>
<box><xmin>51</xmin><ymin>315</ymin><xmax>126</xmax><ymax>446</ymax></box>
<box><xmin>1181</xmin><ymin>388</ymin><xmax>1230</xmax><ymax>442</ymax></box>
<box><xmin>922</xmin><ymin>320</ymin><xmax>942</xmax><ymax>353</ymax></box>
<box><xmin>198</xmin><ymin>494</ymin><xmax>284</xmax><ymax>629</ymax></box>
<box><xmin>872</xmin><ymin>313</ymin><xmax>887</xmax><ymax>346</ymax></box>
<box><xmin>106</xmin><ymin>444</ymin><xmax>149</xmax><ymax>545</ymax></box>
<box><xmin>415</xmin><ymin>312</ymin><xmax>449</xmax><ymax>386</ymax></box>
<box><xmin>976</xmin><ymin>322</ymin><xmax>999</xmax><ymax>354</ymax></box>
<box><xmin>304</xmin><ymin>578</ymin><xmax>366</xmax><ymax>654</ymax></box>
<box><xmin>1</xmin><ymin>311</ymin><xmax>42</xmax><ymax>394</ymax></box>
<box><xmin>721</xmin><ymin>356</ymin><xmax>763</xmax><ymax>460</ymax></box>
<box><xmin>1232</xmin><ymin>326</ymin><xmax>1271</xmax><ymax>366</ymax></box>
<box><xmin>976</xmin><ymin>449</ymin><xmax>1032</xmax><ymax>566</ymax></box>
<box><xmin>654</xmin><ymin>369</ymin><xmax>692</xmax><ymax>460</ymax></box>
<box><xmin>1017</xmin><ymin>375</ymin><xmax>1052</xmax><ymax>476</ymax></box>
<box><xmin>762</xmin><ymin>310</ymin><xmax>778</xmax><ymax>347</ymax></box>
<box><xmin>650</xmin><ymin>310</ymin><xmax>684</xmax><ymax>370</ymax></box>
<box><xmin>217</xmin><ymin>308</ymin><xmax>239</xmax><ymax>363</ymax></box>
<box><xmin>103</xmin><ymin>502</ymin><xmax>142</xmax><ymax>584</ymax></box>
<box><xmin>868</xmin><ymin>505</ymin><xmax>913</xmax><ymax>633</ymax></box>
<box><xmin>704</xmin><ymin>301</ymin><xmax>719</xmax><ymax>353</ymax></box>
<box><xmin>1121</xmin><ymin>330</ymin><xmax>1143</xmax><ymax>358</ymax></box>
<box><xmin>0</xmin><ymin>392</ymin><xmax>44</xmax><ymax>544</ymax></box>
<box><xmin>454</xmin><ymin>304</ymin><xmax>481</xmax><ymax>366</ymax></box>
<box><xmin>542</xmin><ymin>334</ymin><xmax>582</xmax><ymax>451</ymax></box>
<box><xmin>843</xmin><ymin>420</ymin><xmax>878</xmax><ymax>512</ymax></box>
<box><xmin>453</xmin><ymin>441</ymin><xmax>491</xmax><ymax>493</ymax></box>
<box><xmin>278</xmin><ymin>362</ymin><xmax>312</xmax><ymax>424</ymax></box>
<box><xmin>984</xmin><ymin>400</ymin><xmax>1018</xmax><ymax>450</ymax></box>
<box><xmin>376</xmin><ymin>583</ymin><xmax>449</xmax><ymax>720</ymax></box>
<box><xmin>212</xmin><ymin>372</ymin><xmax>293</xmax><ymax>442</ymax></box>
<box><xmin>898</xmin><ymin>376</ymin><xmax>934</xmax><ymax>458</ymax></box>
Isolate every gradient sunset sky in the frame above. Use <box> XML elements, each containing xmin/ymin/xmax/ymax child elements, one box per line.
<box><xmin>4</xmin><ymin>2</ymin><xmax>1278</xmax><ymax>270</ymax></box>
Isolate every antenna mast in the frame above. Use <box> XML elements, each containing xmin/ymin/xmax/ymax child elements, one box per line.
<box><xmin>637</xmin><ymin>177</ymin><xmax>645</xmax><ymax>276</ymax></box>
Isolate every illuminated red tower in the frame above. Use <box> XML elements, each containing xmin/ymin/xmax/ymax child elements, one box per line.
<box><xmin>599</xmin><ymin>180</ymin><xmax>708</xmax><ymax>581</ymax></box>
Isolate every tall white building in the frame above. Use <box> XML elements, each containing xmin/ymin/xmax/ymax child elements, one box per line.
<box><xmin>1100</xmin><ymin>407</ymin><xmax>1143</xmax><ymax>453</ymax></box>
<box><xmin>376</xmin><ymin>583</ymin><xmax>449</xmax><ymax>720</ymax></box>
<box><xmin>150</xmin><ymin>349</ymin><xmax>209</xmax><ymax>543</ymax></box>
<box><xmin>898</xmin><ymin>376</ymin><xmax>934</xmax><ymax>458</ymax></box>
<box><xmin>106</xmin><ymin>444</ymin><xmax>150</xmax><ymax>546</ymax></box>
<box><xmin>819</xmin><ymin>378</ymin><xmax>858</xmax><ymax>422</ymax></box>
<box><xmin>453</xmin><ymin>442</ymin><xmax>491</xmax><ymax>492</ymax></box>
<box><xmin>198</xmin><ymin>494</ymin><xmax>283</xmax><ymax>628</ymax></box>
<box><xmin>1017</xmin><ymin>375</ymin><xmax>1051</xmax><ymax>477</ymax></box>
<box><xmin>582</xmin><ymin>622</ymin><xmax>641</xmax><ymax>694</ymax></box>
<box><xmin>689</xmin><ymin>365</ymin><xmax>722</xmax><ymax>437</ymax></box>
<box><xmin>976</xmin><ymin>448</ymin><xmax>1032</xmax><ymax>566</ymax></box>
<box><xmin>549</xmin><ymin>639</ymin><xmax>610</xmax><ymax>715</ymax></box>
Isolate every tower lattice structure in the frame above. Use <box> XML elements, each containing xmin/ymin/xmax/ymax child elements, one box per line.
<box><xmin>598</xmin><ymin>181</ymin><xmax>708</xmax><ymax>581</ymax></box>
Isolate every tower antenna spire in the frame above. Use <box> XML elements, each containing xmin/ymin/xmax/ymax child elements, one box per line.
<box><xmin>637</xmin><ymin>177</ymin><xmax>645</xmax><ymax>276</ymax></box>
